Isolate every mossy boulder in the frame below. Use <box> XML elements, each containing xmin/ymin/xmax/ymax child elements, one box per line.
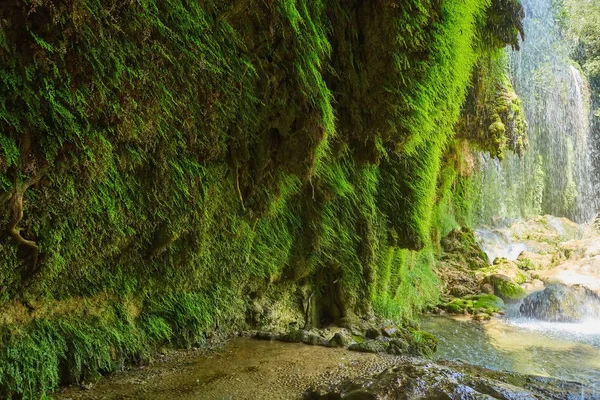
<box><xmin>348</xmin><ymin>340</ymin><xmax>387</xmax><ymax>354</ymax></box>
<box><xmin>281</xmin><ymin>329</ymin><xmax>328</xmax><ymax>346</ymax></box>
<box><xmin>442</xmin><ymin>294</ymin><xmax>505</xmax><ymax>315</ymax></box>
<box><xmin>327</xmin><ymin>332</ymin><xmax>355</xmax><ymax>348</ymax></box>
<box><xmin>386</xmin><ymin>338</ymin><xmax>410</xmax><ymax>355</ymax></box>
<box><xmin>484</xmin><ymin>274</ymin><xmax>526</xmax><ymax>302</ymax></box>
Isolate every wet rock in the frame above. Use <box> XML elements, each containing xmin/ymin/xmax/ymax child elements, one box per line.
<box><xmin>520</xmin><ymin>283</ymin><xmax>600</xmax><ymax>322</ymax></box>
<box><xmin>473</xmin><ymin>313</ymin><xmax>491</xmax><ymax>321</ymax></box>
<box><xmin>307</xmin><ymin>359</ymin><xmax>597</xmax><ymax>400</ymax></box>
<box><xmin>348</xmin><ymin>340</ymin><xmax>387</xmax><ymax>354</ymax></box>
<box><xmin>281</xmin><ymin>329</ymin><xmax>328</xmax><ymax>346</ymax></box>
<box><xmin>327</xmin><ymin>332</ymin><xmax>355</xmax><ymax>348</ymax></box>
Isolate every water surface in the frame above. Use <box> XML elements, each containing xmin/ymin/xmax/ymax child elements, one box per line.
<box><xmin>422</xmin><ymin>312</ymin><xmax>600</xmax><ymax>387</ymax></box>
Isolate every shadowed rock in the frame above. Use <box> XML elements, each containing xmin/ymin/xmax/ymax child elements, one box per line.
<box><xmin>306</xmin><ymin>359</ymin><xmax>597</xmax><ymax>400</ymax></box>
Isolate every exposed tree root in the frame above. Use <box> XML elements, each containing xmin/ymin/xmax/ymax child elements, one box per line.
<box><xmin>1</xmin><ymin>169</ymin><xmax>47</xmax><ymax>265</ymax></box>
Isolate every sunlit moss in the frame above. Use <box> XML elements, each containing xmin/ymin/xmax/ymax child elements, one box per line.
<box><xmin>0</xmin><ymin>0</ymin><xmax>524</xmax><ymax>397</ymax></box>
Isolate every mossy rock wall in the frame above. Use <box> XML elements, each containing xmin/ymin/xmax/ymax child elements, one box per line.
<box><xmin>0</xmin><ymin>0</ymin><xmax>523</xmax><ymax>398</ymax></box>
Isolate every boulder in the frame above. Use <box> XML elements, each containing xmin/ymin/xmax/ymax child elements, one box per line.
<box><xmin>327</xmin><ymin>332</ymin><xmax>355</xmax><ymax>348</ymax></box>
<box><xmin>348</xmin><ymin>339</ymin><xmax>387</xmax><ymax>354</ymax></box>
<box><xmin>520</xmin><ymin>283</ymin><xmax>600</xmax><ymax>322</ymax></box>
<box><xmin>386</xmin><ymin>338</ymin><xmax>410</xmax><ymax>355</ymax></box>
<box><xmin>484</xmin><ymin>274</ymin><xmax>527</xmax><ymax>302</ymax></box>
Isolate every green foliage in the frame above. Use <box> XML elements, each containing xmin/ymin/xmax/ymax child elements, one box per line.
<box><xmin>0</xmin><ymin>0</ymin><xmax>524</xmax><ymax>396</ymax></box>
<box><xmin>562</xmin><ymin>0</ymin><xmax>600</xmax><ymax>83</ymax></box>
<box><xmin>0</xmin><ymin>292</ymin><xmax>241</xmax><ymax>399</ymax></box>
<box><xmin>373</xmin><ymin>246</ymin><xmax>441</xmax><ymax>322</ymax></box>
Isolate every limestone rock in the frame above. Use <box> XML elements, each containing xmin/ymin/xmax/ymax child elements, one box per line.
<box><xmin>520</xmin><ymin>283</ymin><xmax>600</xmax><ymax>322</ymax></box>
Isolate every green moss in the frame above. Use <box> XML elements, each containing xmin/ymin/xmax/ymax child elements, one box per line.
<box><xmin>442</xmin><ymin>294</ymin><xmax>505</xmax><ymax>315</ymax></box>
<box><xmin>409</xmin><ymin>330</ymin><xmax>439</xmax><ymax>358</ymax></box>
<box><xmin>0</xmin><ymin>0</ymin><xmax>524</xmax><ymax>396</ymax></box>
<box><xmin>457</xmin><ymin>52</ymin><xmax>529</xmax><ymax>160</ymax></box>
<box><xmin>517</xmin><ymin>258</ymin><xmax>536</xmax><ymax>271</ymax></box>
<box><xmin>491</xmin><ymin>278</ymin><xmax>527</xmax><ymax>302</ymax></box>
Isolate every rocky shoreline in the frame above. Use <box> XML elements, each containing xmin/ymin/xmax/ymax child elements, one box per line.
<box><xmin>308</xmin><ymin>358</ymin><xmax>597</xmax><ymax>399</ymax></box>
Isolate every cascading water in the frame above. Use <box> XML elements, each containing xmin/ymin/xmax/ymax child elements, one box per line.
<box><xmin>473</xmin><ymin>0</ymin><xmax>599</xmax><ymax>225</ymax></box>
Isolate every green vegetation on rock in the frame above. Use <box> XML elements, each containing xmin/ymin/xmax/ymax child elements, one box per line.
<box><xmin>485</xmin><ymin>274</ymin><xmax>527</xmax><ymax>302</ymax></box>
<box><xmin>442</xmin><ymin>294</ymin><xmax>505</xmax><ymax>315</ymax></box>
<box><xmin>0</xmin><ymin>0</ymin><xmax>524</xmax><ymax>397</ymax></box>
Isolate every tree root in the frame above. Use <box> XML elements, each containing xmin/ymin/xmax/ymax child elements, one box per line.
<box><xmin>234</xmin><ymin>166</ymin><xmax>246</xmax><ymax>211</ymax></box>
<box><xmin>1</xmin><ymin>169</ymin><xmax>46</xmax><ymax>261</ymax></box>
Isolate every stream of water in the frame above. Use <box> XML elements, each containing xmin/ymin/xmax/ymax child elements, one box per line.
<box><xmin>422</xmin><ymin>310</ymin><xmax>600</xmax><ymax>387</ymax></box>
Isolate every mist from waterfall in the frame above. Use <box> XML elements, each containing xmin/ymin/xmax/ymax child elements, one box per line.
<box><xmin>472</xmin><ymin>0</ymin><xmax>599</xmax><ymax>225</ymax></box>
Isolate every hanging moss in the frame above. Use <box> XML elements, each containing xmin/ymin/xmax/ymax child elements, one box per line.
<box><xmin>457</xmin><ymin>52</ymin><xmax>529</xmax><ymax>160</ymax></box>
<box><xmin>0</xmin><ymin>0</ymin><xmax>525</xmax><ymax>397</ymax></box>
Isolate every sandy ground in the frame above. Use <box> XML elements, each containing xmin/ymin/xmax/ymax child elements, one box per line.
<box><xmin>55</xmin><ymin>338</ymin><xmax>402</xmax><ymax>400</ymax></box>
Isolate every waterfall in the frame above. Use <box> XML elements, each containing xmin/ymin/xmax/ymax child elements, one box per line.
<box><xmin>473</xmin><ymin>0</ymin><xmax>599</xmax><ymax>225</ymax></box>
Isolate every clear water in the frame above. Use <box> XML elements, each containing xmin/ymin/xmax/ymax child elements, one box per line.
<box><xmin>474</xmin><ymin>228</ymin><xmax>528</xmax><ymax>264</ymax></box>
<box><xmin>422</xmin><ymin>309</ymin><xmax>600</xmax><ymax>387</ymax></box>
